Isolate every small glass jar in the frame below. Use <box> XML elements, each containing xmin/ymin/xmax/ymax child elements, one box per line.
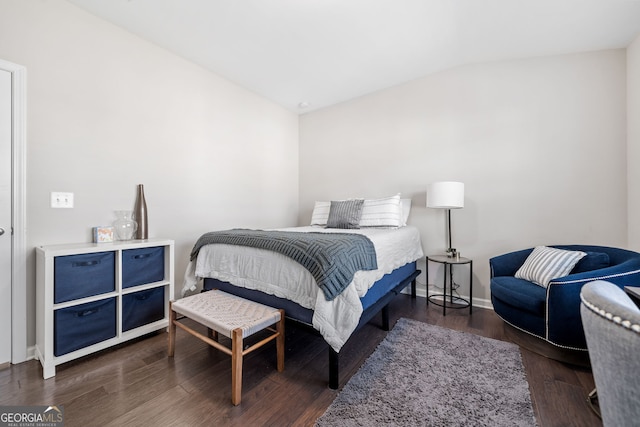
<box><xmin>113</xmin><ymin>210</ymin><xmax>138</xmax><ymax>240</ymax></box>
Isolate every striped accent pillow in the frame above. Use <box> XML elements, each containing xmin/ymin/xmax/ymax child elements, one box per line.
<box><xmin>310</xmin><ymin>201</ymin><xmax>331</xmax><ymax>226</ymax></box>
<box><xmin>515</xmin><ymin>246</ymin><xmax>587</xmax><ymax>287</ymax></box>
<box><xmin>327</xmin><ymin>199</ymin><xmax>364</xmax><ymax>229</ymax></box>
<box><xmin>359</xmin><ymin>194</ymin><xmax>402</xmax><ymax>228</ymax></box>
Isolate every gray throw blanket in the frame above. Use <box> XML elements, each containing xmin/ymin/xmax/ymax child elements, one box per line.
<box><xmin>190</xmin><ymin>229</ymin><xmax>378</xmax><ymax>301</ymax></box>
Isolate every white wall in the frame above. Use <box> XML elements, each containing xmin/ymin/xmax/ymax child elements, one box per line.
<box><xmin>299</xmin><ymin>50</ymin><xmax>628</xmax><ymax>305</ymax></box>
<box><xmin>0</xmin><ymin>0</ymin><xmax>632</xmax><ymax>353</ymax></box>
<box><xmin>628</xmin><ymin>34</ymin><xmax>640</xmax><ymax>250</ymax></box>
<box><xmin>0</xmin><ymin>0</ymin><xmax>299</xmax><ymax>348</ymax></box>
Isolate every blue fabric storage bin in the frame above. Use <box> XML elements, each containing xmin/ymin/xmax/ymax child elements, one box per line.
<box><xmin>122</xmin><ymin>247</ymin><xmax>165</xmax><ymax>288</ymax></box>
<box><xmin>54</xmin><ymin>252</ymin><xmax>116</xmax><ymax>303</ymax></box>
<box><xmin>54</xmin><ymin>297</ymin><xmax>117</xmax><ymax>356</ymax></box>
<box><xmin>122</xmin><ymin>287</ymin><xmax>165</xmax><ymax>331</ymax></box>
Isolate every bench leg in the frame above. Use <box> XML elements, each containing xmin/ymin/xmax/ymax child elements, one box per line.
<box><xmin>207</xmin><ymin>328</ymin><xmax>219</xmax><ymax>342</ymax></box>
<box><xmin>168</xmin><ymin>302</ymin><xmax>176</xmax><ymax>357</ymax></box>
<box><xmin>276</xmin><ymin>309</ymin><xmax>285</xmax><ymax>372</ymax></box>
<box><xmin>231</xmin><ymin>328</ymin><xmax>243</xmax><ymax>405</ymax></box>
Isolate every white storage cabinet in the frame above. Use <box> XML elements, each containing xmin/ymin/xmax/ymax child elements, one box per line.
<box><xmin>36</xmin><ymin>239</ymin><xmax>174</xmax><ymax>379</ymax></box>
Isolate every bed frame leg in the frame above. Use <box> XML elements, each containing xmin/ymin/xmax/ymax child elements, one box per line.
<box><xmin>381</xmin><ymin>305</ymin><xmax>390</xmax><ymax>331</ymax></box>
<box><xmin>411</xmin><ymin>278</ymin><xmax>417</xmax><ymax>298</ymax></box>
<box><xmin>329</xmin><ymin>347</ymin><xmax>339</xmax><ymax>389</ymax></box>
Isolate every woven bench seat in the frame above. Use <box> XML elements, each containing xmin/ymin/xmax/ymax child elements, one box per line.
<box><xmin>168</xmin><ymin>290</ymin><xmax>284</xmax><ymax>405</ymax></box>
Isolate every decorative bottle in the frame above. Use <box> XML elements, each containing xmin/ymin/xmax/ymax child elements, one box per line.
<box><xmin>133</xmin><ymin>184</ymin><xmax>148</xmax><ymax>239</ymax></box>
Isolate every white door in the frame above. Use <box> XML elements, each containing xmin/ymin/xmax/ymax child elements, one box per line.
<box><xmin>0</xmin><ymin>69</ymin><xmax>11</xmax><ymax>364</ymax></box>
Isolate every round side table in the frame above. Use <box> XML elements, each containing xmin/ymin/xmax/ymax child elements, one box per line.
<box><xmin>426</xmin><ymin>255</ymin><xmax>473</xmax><ymax>316</ymax></box>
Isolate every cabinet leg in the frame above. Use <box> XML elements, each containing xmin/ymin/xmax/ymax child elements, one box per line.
<box><xmin>42</xmin><ymin>364</ymin><xmax>56</xmax><ymax>379</ymax></box>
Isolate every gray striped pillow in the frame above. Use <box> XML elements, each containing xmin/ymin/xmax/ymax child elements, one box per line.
<box><xmin>326</xmin><ymin>199</ymin><xmax>364</xmax><ymax>229</ymax></box>
<box><xmin>515</xmin><ymin>246</ymin><xmax>587</xmax><ymax>287</ymax></box>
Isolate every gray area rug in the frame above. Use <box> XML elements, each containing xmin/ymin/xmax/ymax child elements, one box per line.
<box><xmin>316</xmin><ymin>318</ymin><xmax>537</xmax><ymax>426</ymax></box>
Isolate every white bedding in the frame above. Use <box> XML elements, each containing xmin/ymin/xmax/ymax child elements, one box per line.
<box><xmin>182</xmin><ymin>225</ymin><xmax>424</xmax><ymax>352</ymax></box>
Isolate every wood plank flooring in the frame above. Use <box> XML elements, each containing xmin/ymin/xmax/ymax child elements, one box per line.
<box><xmin>0</xmin><ymin>295</ymin><xmax>601</xmax><ymax>426</ymax></box>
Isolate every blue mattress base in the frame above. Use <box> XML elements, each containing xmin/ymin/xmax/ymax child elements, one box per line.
<box><xmin>203</xmin><ymin>261</ymin><xmax>420</xmax><ymax>389</ymax></box>
<box><xmin>203</xmin><ymin>261</ymin><xmax>417</xmax><ymax>325</ymax></box>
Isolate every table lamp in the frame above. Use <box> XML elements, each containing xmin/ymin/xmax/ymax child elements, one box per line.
<box><xmin>427</xmin><ymin>181</ymin><xmax>464</xmax><ymax>257</ymax></box>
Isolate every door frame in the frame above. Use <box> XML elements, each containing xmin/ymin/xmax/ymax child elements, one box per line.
<box><xmin>0</xmin><ymin>59</ymin><xmax>27</xmax><ymax>364</ymax></box>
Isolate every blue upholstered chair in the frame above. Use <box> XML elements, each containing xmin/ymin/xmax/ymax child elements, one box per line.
<box><xmin>580</xmin><ymin>280</ymin><xmax>640</xmax><ymax>425</ymax></box>
<box><xmin>490</xmin><ymin>245</ymin><xmax>640</xmax><ymax>359</ymax></box>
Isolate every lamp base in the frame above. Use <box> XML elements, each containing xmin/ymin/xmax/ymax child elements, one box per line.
<box><xmin>446</xmin><ymin>248</ymin><xmax>459</xmax><ymax>260</ymax></box>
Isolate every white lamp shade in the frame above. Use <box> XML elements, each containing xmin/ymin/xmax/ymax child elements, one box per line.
<box><xmin>427</xmin><ymin>181</ymin><xmax>464</xmax><ymax>209</ymax></box>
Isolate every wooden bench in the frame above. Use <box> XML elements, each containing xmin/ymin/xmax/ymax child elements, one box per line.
<box><xmin>168</xmin><ymin>289</ymin><xmax>285</xmax><ymax>405</ymax></box>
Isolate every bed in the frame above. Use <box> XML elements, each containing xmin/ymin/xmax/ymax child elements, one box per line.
<box><xmin>182</xmin><ymin>196</ymin><xmax>424</xmax><ymax>388</ymax></box>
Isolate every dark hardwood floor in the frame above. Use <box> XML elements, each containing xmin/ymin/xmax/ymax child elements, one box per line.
<box><xmin>1</xmin><ymin>295</ymin><xmax>601</xmax><ymax>427</ymax></box>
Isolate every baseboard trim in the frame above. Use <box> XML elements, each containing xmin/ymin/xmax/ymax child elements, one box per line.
<box><xmin>402</xmin><ymin>285</ymin><xmax>494</xmax><ymax>310</ymax></box>
<box><xmin>27</xmin><ymin>345</ymin><xmax>37</xmax><ymax>361</ymax></box>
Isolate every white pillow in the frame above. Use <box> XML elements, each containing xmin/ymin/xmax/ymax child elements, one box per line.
<box><xmin>359</xmin><ymin>194</ymin><xmax>402</xmax><ymax>228</ymax></box>
<box><xmin>515</xmin><ymin>246</ymin><xmax>587</xmax><ymax>287</ymax></box>
<box><xmin>310</xmin><ymin>194</ymin><xmax>407</xmax><ymax>228</ymax></box>
<box><xmin>310</xmin><ymin>201</ymin><xmax>330</xmax><ymax>226</ymax></box>
<box><xmin>400</xmin><ymin>198</ymin><xmax>411</xmax><ymax>226</ymax></box>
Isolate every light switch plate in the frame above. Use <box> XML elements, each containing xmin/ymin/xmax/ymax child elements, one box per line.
<box><xmin>51</xmin><ymin>192</ymin><xmax>74</xmax><ymax>208</ymax></box>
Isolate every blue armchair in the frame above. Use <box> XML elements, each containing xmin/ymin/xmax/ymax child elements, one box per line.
<box><xmin>490</xmin><ymin>245</ymin><xmax>640</xmax><ymax>355</ymax></box>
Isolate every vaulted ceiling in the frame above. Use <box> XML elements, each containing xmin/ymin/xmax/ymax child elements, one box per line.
<box><xmin>67</xmin><ymin>0</ymin><xmax>640</xmax><ymax>113</ymax></box>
